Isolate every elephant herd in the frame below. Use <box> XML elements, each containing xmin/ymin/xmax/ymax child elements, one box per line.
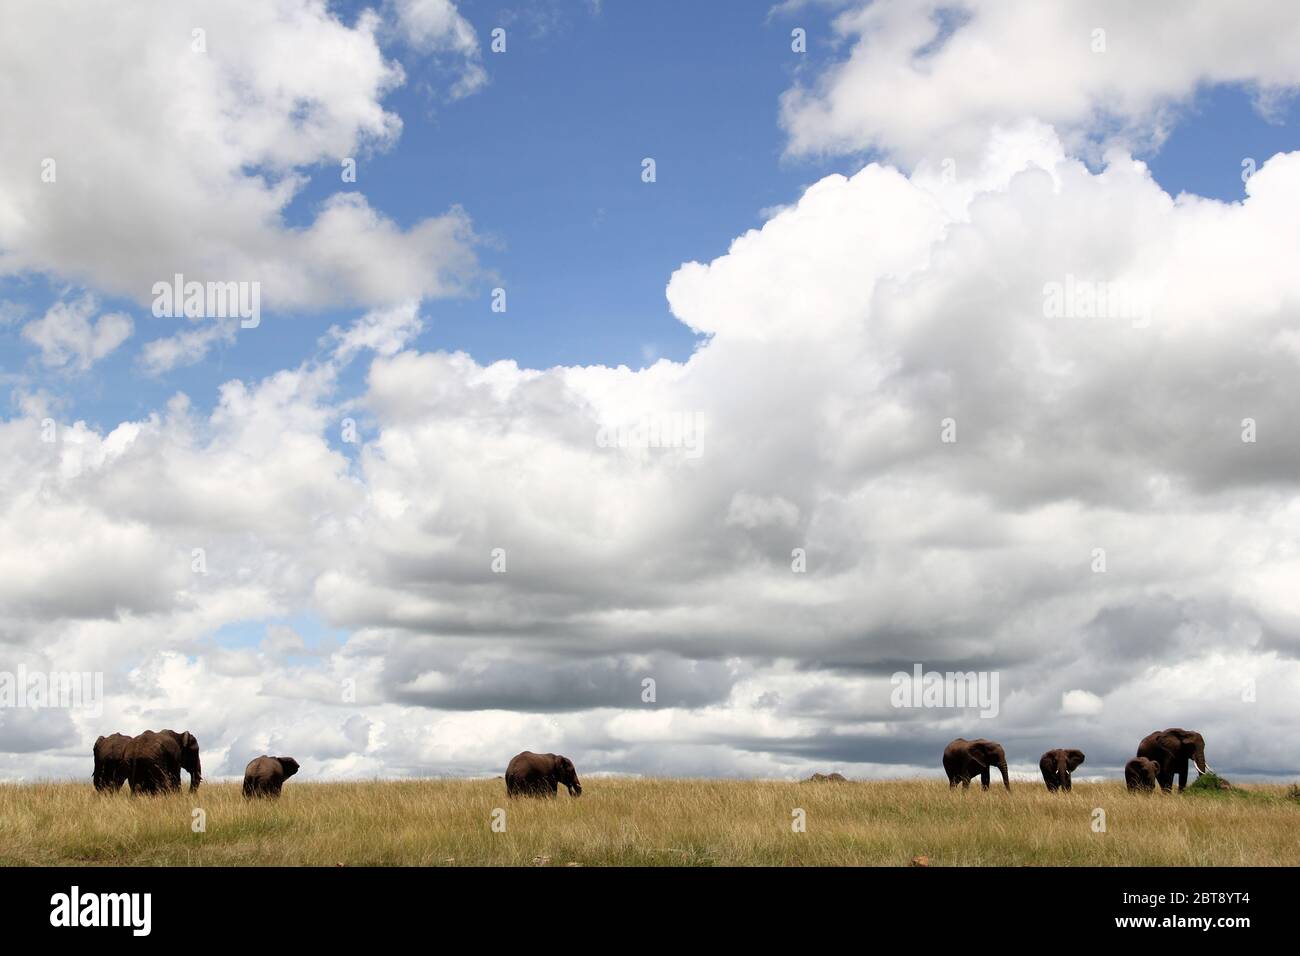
<box><xmin>943</xmin><ymin>728</ymin><xmax>1210</xmax><ymax>794</ymax></box>
<box><xmin>94</xmin><ymin>727</ymin><xmax>1206</xmax><ymax>798</ymax></box>
<box><xmin>93</xmin><ymin>731</ymin><xmax>201</xmax><ymax>795</ymax></box>
<box><xmin>92</xmin><ymin>729</ymin><xmax>299</xmax><ymax>798</ymax></box>
<box><xmin>92</xmin><ymin>733</ymin><xmax>581</xmax><ymax>800</ymax></box>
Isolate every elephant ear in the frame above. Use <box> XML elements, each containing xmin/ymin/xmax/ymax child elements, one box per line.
<box><xmin>1067</xmin><ymin>750</ymin><xmax>1085</xmax><ymax>771</ymax></box>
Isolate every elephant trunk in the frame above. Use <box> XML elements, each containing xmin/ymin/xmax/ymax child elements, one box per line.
<box><xmin>189</xmin><ymin>756</ymin><xmax>202</xmax><ymax>792</ymax></box>
<box><xmin>1193</xmin><ymin>745</ymin><xmax>1208</xmax><ymax>775</ymax></box>
<box><xmin>1056</xmin><ymin>753</ymin><xmax>1069</xmax><ymax>790</ymax></box>
<box><xmin>998</xmin><ymin>759</ymin><xmax>1010</xmax><ymax>792</ymax></box>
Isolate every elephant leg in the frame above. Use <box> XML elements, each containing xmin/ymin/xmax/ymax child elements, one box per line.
<box><xmin>1177</xmin><ymin>768</ymin><xmax>1187</xmax><ymax>792</ymax></box>
<box><xmin>980</xmin><ymin>767</ymin><xmax>990</xmax><ymax>790</ymax></box>
<box><xmin>961</xmin><ymin>776</ymin><xmax>970</xmax><ymax>790</ymax></box>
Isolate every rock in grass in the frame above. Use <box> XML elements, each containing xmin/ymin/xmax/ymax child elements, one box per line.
<box><xmin>804</xmin><ymin>772</ymin><xmax>848</xmax><ymax>783</ymax></box>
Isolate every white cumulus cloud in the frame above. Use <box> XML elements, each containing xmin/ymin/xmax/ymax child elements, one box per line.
<box><xmin>782</xmin><ymin>0</ymin><xmax>1300</xmax><ymax>166</ymax></box>
<box><xmin>0</xmin><ymin>1</ymin><xmax>481</xmax><ymax>313</ymax></box>
<box><xmin>21</xmin><ymin>295</ymin><xmax>132</xmax><ymax>371</ymax></box>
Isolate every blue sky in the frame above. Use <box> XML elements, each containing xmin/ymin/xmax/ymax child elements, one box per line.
<box><xmin>4</xmin><ymin>1</ymin><xmax>849</xmax><ymax>430</ymax></box>
<box><xmin>3</xmin><ymin>2</ymin><xmax>1296</xmax><ymax>433</ymax></box>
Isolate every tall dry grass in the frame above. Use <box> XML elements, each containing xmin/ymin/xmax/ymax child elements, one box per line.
<box><xmin>1</xmin><ymin>778</ymin><xmax>1296</xmax><ymax>866</ymax></box>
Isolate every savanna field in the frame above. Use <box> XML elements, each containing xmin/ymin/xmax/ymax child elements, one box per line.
<box><xmin>2</xmin><ymin>777</ymin><xmax>1297</xmax><ymax>867</ymax></box>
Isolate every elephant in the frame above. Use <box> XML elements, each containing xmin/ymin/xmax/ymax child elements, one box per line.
<box><xmin>505</xmin><ymin>751</ymin><xmax>582</xmax><ymax>797</ymax></box>
<box><xmin>92</xmin><ymin>733</ymin><xmax>133</xmax><ymax>792</ymax></box>
<box><xmin>1039</xmin><ymin>748</ymin><xmax>1085</xmax><ymax>792</ymax></box>
<box><xmin>242</xmin><ymin>756</ymin><xmax>300</xmax><ymax>798</ymax></box>
<box><xmin>1124</xmin><ymin>756</ymin><xmax>1161</xmax><ymax>793</ymax></box>
<box><xmin>124</xmin><ymin>729</ymin><xmax>201</xmax><ymax>795</ymax></box>
<box><xmin>943</xmin><ymin>738</ymin><xmax>1010</xmax><ymax>791</ymax></box>
<box><xmin>1136</xmin><ymin>728</ymin><xmax>1209</xmax><ymax>793</ymax></box>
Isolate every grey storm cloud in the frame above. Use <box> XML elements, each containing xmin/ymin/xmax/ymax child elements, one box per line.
<box><xmin>0</xmin><ymin>706</ymin><xmax>81</xmax><ymax>755</ymax></box>
<box><xmin>383</xmin><ymin>645</ymin><xmax>742</xmax><ymax>713</ymax></box>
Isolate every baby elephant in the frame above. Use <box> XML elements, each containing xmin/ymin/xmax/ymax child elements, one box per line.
<box><xmin>242</xmin><ymin>756</ymin><xmax>300</xmax><ymax>798</ymax></box>
<box><xmin>1039</xmin><ymin>748</ymin><xmax>1085</xmax><ymax>792</ymax></box>
<box><xmin>1125</xmin><ymin>756</ymin><xmax>1160</xmax><ymax>793</ymax></box>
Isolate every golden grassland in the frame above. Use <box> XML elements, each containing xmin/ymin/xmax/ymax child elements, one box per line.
<box><xmin>1</xmin><ymin>777</ymin><xmax>1297</xmax><ymax>867</ymax></box>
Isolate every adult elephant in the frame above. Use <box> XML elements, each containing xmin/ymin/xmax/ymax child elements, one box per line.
<box><xmin>125</xmin><ymin>729</ymin><xmax>201</xmax><ymax>795</ymax></box>
<box><xmin>505</xmin><ymin>751</ymin><xmax>582</xmax><ymax>797</ymax></box>
<box><xmin>1124</xmin><ymin>756</ymin><xmax>1160</xmax><ymax>793</ymax></box>
<box><xmin>943</xmin><ymin>738</ymin><xmax>1010</xmax><ymax>791</ymax></box>
<box><xmin>243</xmin><ymin>756</ymin><xmax>300</xmax><ymax>798</ymax></box>
<box><xmin>92</xmin><ymin>733</ymin><xmax>133</xmax><ymax>792</ymax></box>
<box><xmin>1136</xmin><ymin>728</ymin><xmax>1209</xmax><ymax>793</ymax></box>
<box><xmin>1039</xmin><ymin>748</ymin><xmax>1085</xmax><ymax>792</ymax></box>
